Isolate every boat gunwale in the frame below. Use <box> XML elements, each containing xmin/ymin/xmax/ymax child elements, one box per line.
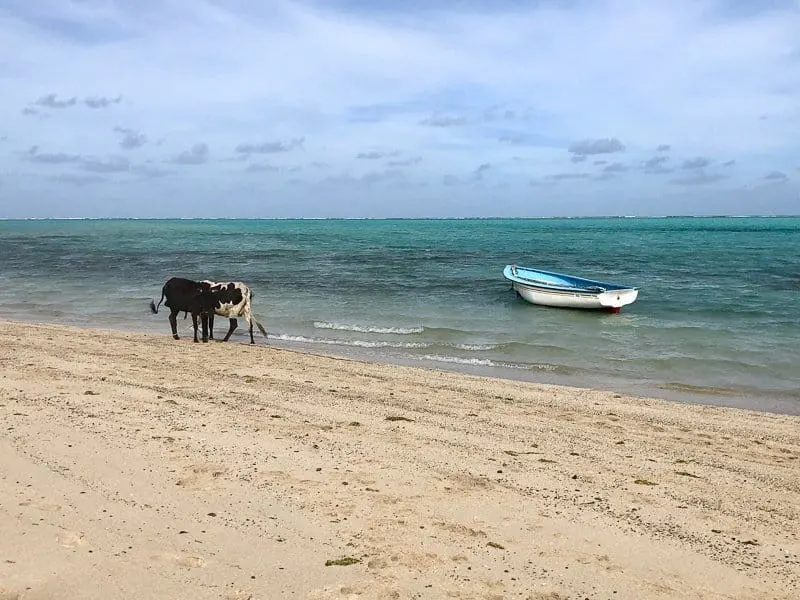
<box><xmin>503</xmin><ymin>264</ymin><xmax>637</xmax><ymax>294</ymax></box>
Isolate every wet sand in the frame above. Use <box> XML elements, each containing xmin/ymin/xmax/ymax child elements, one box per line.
<box><xmin>1</xmin><ymin>321</ymin><xmax>798</xmax><ymax>599</ymax></box>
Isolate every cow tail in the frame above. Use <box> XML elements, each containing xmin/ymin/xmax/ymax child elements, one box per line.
<box><xmin>245</xmin><ymin>289</ymin><xmax>266</xmax><ymax>338</ymax></box>
<box><xmin>149</xmin><ymin>288</ymin><xmax>166</xmax><ymax>314</ymax></box>
<box><xmin>255</xmin><ymin>320</ymin><xmax>268</xmax><ymax>338</ymax></box>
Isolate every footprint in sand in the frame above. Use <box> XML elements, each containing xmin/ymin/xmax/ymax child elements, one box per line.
<box><xmin>223</xmin><ymin>592</ymin><xmax>253</xmax><ymax>600</ymax></box>
<box><xmin>153</xmin><ymin>553</ymin><xmax>206</xmax><ymax>569</ymax></box>
<box><xmin>0</xmin><ymin>587</ymin><xmax>21</xmax><ymax>600</ymax></box>
<box><xmin>175</xmin><ymin>555</ymin><xmax>205</xmax><ymax>568</ymax></box>
<box><xmin>175</xmin><ymin>465</ymin><xmax>227</xmax><ymax>489</ymax></box>
<box><xmin>308</xmin><ymin>583</ymin><xmax>398</xmax><ymax>599</ymax></box>
<box><xmin>57</xmin><ymin>530</ymin><xmax>86</xmax><ymax>548</ymax></box>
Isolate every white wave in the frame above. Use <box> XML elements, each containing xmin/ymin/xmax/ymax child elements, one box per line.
<box><xmin>313</xmin><ymin>321</ymin><xmax>424</xmax><ymax>334</ymax></box>
<box><xmin>270</xmin><ymin>333</ymin><xmax>429</xmax><ymax>349</ymax></box>
<box><xmin>455</xmin><ymin>343</ymin><xmax>497</xmax><ymax>351</ymax></box>
<box><xmin>418</xmin><ymin>354</ymin><xmax>497</xmax><ymax>367</ymax></box>
<box><xmin>415</xmin><ymin>354</ymin><xmax>557</xmax><ymax>372</ymax></box>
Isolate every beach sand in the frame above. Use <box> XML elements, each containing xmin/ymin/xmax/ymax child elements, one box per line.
<box><xmin>1</xmin><ymin>321</ymin><xmax>798</xmax><ymax>600</ymax></box>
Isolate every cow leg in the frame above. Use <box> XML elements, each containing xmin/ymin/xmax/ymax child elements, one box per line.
<box><xmin>201</xmin><ymin>313</ymin><xmax>209</xmax><ymax>343</ymax></box>
<box><xmin>191</xmin><ymin>312</ymin><xmax>200</xmax><ymax>343</ymax></box>
<box><xmin>222</xmin><ymin>318</ymin><xmax>237</xmax><ymax>342</ymax></box>
<box><xmin>248</xmin><ymin>318</ymin><xmax>255</xmax><ymax>344</ymax></box>
<box><xmin>169</xmin><ymin>308</ymin><xmax>180</xmax><ymax>340</ymax></box>
<box><xmin>208</xmin><ymin>313</ymin><xmax>215</xmax><ymax>340</ymax></box>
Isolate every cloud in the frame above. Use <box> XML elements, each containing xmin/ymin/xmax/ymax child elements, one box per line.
<box><xmin>387</xmin><ymin>156</ymin><xmax>422</xmax><ymax>167</ymax></box>
<box><xmin>656</xmin><ymin>144</ymin><xmax>671</xmax><ymax>152</ymax></box>
<box><xmin>360</xmin><ymin>169</ymin><xmax>406</xmax><ymax>185</ymax></box>
<box><xmin>568</xmin><ymin>138</ymin><xmax>625</xmax><ymax>156</ymax></box>
<box><xmin>235</xmin><ymin>138</ymin><xmax>305</xmax><ymax>154</ymax></box>
<box><xmin>593</xmin><ymin>160</ymin><xmax>607</xmax><ymax>166</ymax></box>
<box><xmin>472</xmin><ymin>163</ymin><xmax>491</xmax><ymax>181</ymax></box>
<box><xmin>84</xmin><ymin>95</ymin><xmax>122</xmax><ymax>108</ymax></box>
<box><xmin>356</xmin><ymin>150</ymin><xmax>401</xmax><ymax>160</ymax></box>
<box><xmin>113</xmin><ymin>127</ymin><xmax>147</xmax><ymax>150</ymax></box>
<box><xmin>671</xmin><ymin>172</ymin><xmax>727</xmax><ymax>185</ymax></box>
<box><xmin>682</xmin><ymin>157</ymin><xmax>711</xmax><ymax>169</ymax></box>
<box><xmin>603</xmin><ymin>162</ymin><xmax>627</xmax><ymax>173</ymax></box>
<box><xmin>244</xmin><ymin>162</ymin><xmax>279</xmax><ymax>173</ymax></box>
<box><xmin>570</xmin><ymin>155</ymin><xmax>587</xmax><ymax>163</ymax></box>
<box><xmin>443</xmin><ymin>174</ymin><xmax>460</xmax><ymax>186</ymax></box>
<box><xmin>170</xmin><ymin>143</ymin><xmax>209</xmax><ymax>165</ymax></box>
<box><xmin>422</xmin><ymin>106</ymin><xmax>532</xmax><ymax>129</ymax></box>
<box><xmin>762</xmin><ymin>170</ymin><xmax>788</xmax><ymax>182</ymax></box>
<box><xmin>644</xmin><ymin>166</ymin><xmax>673</xmax><ymax>175</ymax></box>
<box><xmin>497</xmin><ymin>133</ymin><xmax>556</xmax><ymax>147</ymax></box>
<box><xmin>545</xmin><ymin>173</ymin><xmax>591</xmax><ymax>181</ymax></box>
<box><xmin>643</xmin><ymin>156</ymin><xmax>669</xmax><ymax>169</ymax></box>
<box><xmin>643</xmin><ymin>156</ymin><xmax>672</xmax><ymax>173</ymax></box>
<box><xmin>420</xmin><ymin>115</ymin><xmax>468</xmax><ymax>127</ymax></box>
<box><xmin>318</xmin><ymin>169</ymin><xmax>405</xmax><ymax>186</ymax></box>
<box><xmin>481</xmin><ymin>106</ymin><xmax>532</xmax><ymax>123</ymax></box>
<box><xmin>25</xmin><ymin>145</ymin><xmax>81</xmax><ymax>164</ymax></box>
<box><xmin>320</xmin><ymin>173</ymin><xmax>358</xmax><ymax>186</ymax></box>
<box><xmin>81</xmin><ymin>156</ymin><xmax>130</xmax><ymax>173</ymax></box>
<box><xmin>356</xmin><ymin>151</ymin><xmax>383</xmax><ymax>159</ymax></box>
<box><xmin>722</xmin><ymin>159</ymin><xmax>736</xmax><ymax>167</ymax></box>
<box><xmin>34</xmin><ymin>93</ymin><xmax>77</xmax><ymax>109</ymax></box>
<box><xmin>22</xmin><ymin>107</ymin><xmax>40</xmax><ymax>116</ymax></box>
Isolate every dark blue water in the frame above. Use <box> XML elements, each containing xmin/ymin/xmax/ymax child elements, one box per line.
<box><xmin>1</xmin><ymin>217</ymin><xmax>798</xmax><ymax>413</ymax></box>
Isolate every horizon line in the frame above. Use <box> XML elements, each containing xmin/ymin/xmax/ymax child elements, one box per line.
<box><xmin>2</xmin><ymin>214</ymin><xmax>800</xmax><ymax>222</ymax></box>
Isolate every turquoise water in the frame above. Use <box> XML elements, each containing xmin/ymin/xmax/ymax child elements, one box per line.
<box><xmin>1</xmin><ymin>217</ymin><xmax>798</xmax><ymax>413</ymax></box>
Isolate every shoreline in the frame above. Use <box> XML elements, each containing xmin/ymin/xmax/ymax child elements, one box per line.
<box><xmin>4</xmin><ymin>315</ymin><xmax>797</xmax><ymax>417</ymax></box>
<box><xmin>1</xmin><ymin>320</ymin><xmax>799</xmax><ymax>599</ymax></box>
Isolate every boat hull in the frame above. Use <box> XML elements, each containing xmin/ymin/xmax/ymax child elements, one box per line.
<box><xmin>503</xmin><ymin>265</ymin><xmax>638</xmax><ymax>311</ymax></box>
<box><xmin>511</xmin><ymin>282</ymin><xmax>639</xmax><ymax>310</ymax></box>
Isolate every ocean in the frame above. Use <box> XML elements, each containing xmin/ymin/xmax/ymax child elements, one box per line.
<box><xmin>1</xmin><ymin>217</ymin><xmax>798</xmax><ymax>414</ymax></box>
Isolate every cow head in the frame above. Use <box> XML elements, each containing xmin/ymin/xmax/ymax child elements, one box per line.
<box><xmin>195</xmin><ymin>283</ymin><xmax>216</xmax><ymax>315</ymax></box>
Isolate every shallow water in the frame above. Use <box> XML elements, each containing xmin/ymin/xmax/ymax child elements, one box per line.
<box><xmin>1</xmin><ymin>217</ymin><xmax>798</xmax><ymax>414</ymax></box>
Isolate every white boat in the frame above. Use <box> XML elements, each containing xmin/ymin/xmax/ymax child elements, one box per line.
<box><xmin>503</xmin><ymin>264</ymin><xmax>638</xmax><ymax>312</ymax></box>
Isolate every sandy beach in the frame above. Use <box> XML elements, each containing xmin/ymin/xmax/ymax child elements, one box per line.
<box><xmin>1</xmin><ymin>321</ymin><xmax>798</xmax><ymax>600</ymax></box>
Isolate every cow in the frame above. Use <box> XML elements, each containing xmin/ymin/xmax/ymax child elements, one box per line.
<box><xmin>201</xmin><ymin>280</ymin><xmax>268</xmax><ymax>344</ymax></box>
<box><xmin>149</xmin><ymin>277</ymin><xmax>215</xmax><ymax>343</ymax></box>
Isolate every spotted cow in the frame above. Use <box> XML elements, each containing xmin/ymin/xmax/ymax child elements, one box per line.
<box><xmin>201</xmin><ymin>280</ymin><xmax>267</xmax><ymax>344</ymax></box>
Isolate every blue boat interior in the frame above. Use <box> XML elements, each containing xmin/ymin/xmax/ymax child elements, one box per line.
<box><xmin>503</xmin><ymin>264</ymin><xmax>633</xmax><ymax>292</ymax></box>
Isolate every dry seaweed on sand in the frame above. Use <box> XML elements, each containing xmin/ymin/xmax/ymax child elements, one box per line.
<box><xmin>325</xmin><ymin>557</ymin><xmax>361</xmax><ymax>566</ymax></box>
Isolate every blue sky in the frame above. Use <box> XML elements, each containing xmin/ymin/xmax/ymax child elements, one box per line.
<box><xmin>1</xmin><ymin>0</ymin><xmax>799</xmax><ymax>218</ymax></box>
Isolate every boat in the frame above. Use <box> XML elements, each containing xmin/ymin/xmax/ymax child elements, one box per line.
<box><xmin>503</xmin><ymin>264</ymin><xmax>638</xmax><ymax>312</ymax></box>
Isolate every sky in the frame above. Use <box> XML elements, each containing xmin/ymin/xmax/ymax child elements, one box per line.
<box><xmin>0</xmin><ymin>0</ymin><xmax>799</xmax><ymax>218</ymax></box>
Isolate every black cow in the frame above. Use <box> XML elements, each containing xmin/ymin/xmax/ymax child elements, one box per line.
<box><xmin>149</xmin><ymin>277</ymin><xmax>215</xmax><ymax>343</ymax></box>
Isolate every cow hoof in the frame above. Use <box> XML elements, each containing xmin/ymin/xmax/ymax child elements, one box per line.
<box><xmin>202</xmin><ymin>339</ymin><xmax>208</xmax><ymax>343</ymax></box>
<box><xmin>173</xmin><ymin>335</ymin><xmax>180</xmax><ymax>340</ymax></box>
